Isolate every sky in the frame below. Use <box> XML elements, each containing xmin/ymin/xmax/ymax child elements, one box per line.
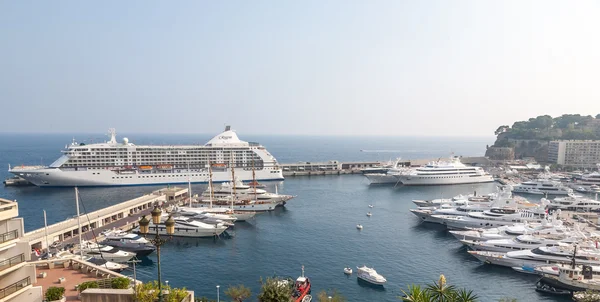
<box><xmin>1</xmin><ymin>1</ymin><xmax>599</xmax><ymax>136</ymax></box>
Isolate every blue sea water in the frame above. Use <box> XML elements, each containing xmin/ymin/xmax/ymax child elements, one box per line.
<box><xmin>0</xmin><ymin>133</ymin><xmax>567</xmax><ymax>301</ymax></box>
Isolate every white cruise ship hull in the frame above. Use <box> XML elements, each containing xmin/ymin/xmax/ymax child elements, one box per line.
<box><xmin>397</xmin><ymin>174</ymin><xmax>494</xmax><ymax>186</ymax></box>
<box><xmin>10</xmin><ymin>167</ymin><xmax>283</xmax><ymax>187</ymax></box>
<box><xmin>363</xmin><ymin>173</ymin><xmax>399</xmax><ymax>184</ymax></box>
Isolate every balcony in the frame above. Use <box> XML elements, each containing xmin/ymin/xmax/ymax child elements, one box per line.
<box><xmin>0</xmin><ymin>254</ymin><xmax>25</xmax><ymax>273</ymax></box>
<box><xmin>0</xmin><ymin>276</ymin><xmax>30</xmax><ymax>299</ymax></box>
<box><xmin>0</xmin><ymin>200</ymin><xmax>18</xmax><ymax>221</ymax></box>
<box><xmin>0</xmin><ymin>230</ymin><xmax>18</xmax><ymax>245</ymax></box>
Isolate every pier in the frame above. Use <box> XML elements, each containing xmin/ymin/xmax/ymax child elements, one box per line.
<box><xmin>281</xmin><ymin>157</ymin><xmax>492</xmax><ymax>177</ymax></box>
<box><xmin>21</xmin><ymin>187</ymin><xmax>189</xmax><ymax>251</ymax></box>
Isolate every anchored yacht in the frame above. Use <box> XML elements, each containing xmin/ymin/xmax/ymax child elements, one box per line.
<box><xmin>8</xmin><ymin>126</ymin><xmax>283</xmax><ymax>187</ymax></box>
<box><xmin>512</xmin><ymin>179</ymin><xmax>572</xmax><ymax>195</ymax></box>
<box><xmin>395</xmin><ymin>156</ymin><xmax>494</xmax><ymax>186</ymax></box>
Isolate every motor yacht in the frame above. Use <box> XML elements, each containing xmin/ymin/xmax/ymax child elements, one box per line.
<box><xmin>468</xmin><ymin>244</ymin><xmax>600</xmax><ymax>268</ymax></box>
<box><xmin>395</xmin><ymin>156</ymin><xmax>494</xmax><ymax>186</ymax></box>
<box><xmin>432</xmin><ymin>205</ymin><xmax>549</xmax><ymax>230</ymax></box>
<box><xmin>55</xmin><ymin>250</ymin><xmax>128</xmax><ymax>271</ymax></box>
<box><xmin>356</xmin><ymin>266</ymin><xmax>386</xmax><ymax>285</ymax></box>
<box><xmin>460</xmin><ymin>234</ymin><xmax>579</xmax><ymax>253</ymax></box>
<box><xmin>512</xmin><ymin>179</ymin><xmax>572</xmax><ymax>195</ymax></box>
<box><xmin>100</xmin><ymin>230</ymin><xmax>156</xmax><ymax>257</ymax></box>
<box><xmin>78</xmin><ymin>241</ymin><xmax>135</xmax><ymax>263</ymax></box>
<box><xmin>449</xmin><ymin>219</ymin><xmax>567</xmax><ymax>242</ymax></box>
<box><xmin>547</xmin><ymin>194</ymin><xmax>600</xmax><ymax>211</ymax></box>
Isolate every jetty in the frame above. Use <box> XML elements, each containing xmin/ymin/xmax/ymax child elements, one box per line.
<box><xmin>20</xmin><ymin>187</ymin><xmax>189</xmax><ymax>251</ymax></box>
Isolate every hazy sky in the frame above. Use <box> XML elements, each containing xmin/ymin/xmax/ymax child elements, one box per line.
<box><xmin>1</xmin><ymin>1</ymin><xmax>599</xmax><ymax>136</ymax></box>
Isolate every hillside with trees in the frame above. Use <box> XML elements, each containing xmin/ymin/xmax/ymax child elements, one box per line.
<box><xmin>487</xmin><ymin>114</ymin><xmax>600</xmax><ymax>161</ymax></box>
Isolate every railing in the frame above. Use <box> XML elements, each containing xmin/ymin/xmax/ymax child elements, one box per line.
<box><xmin>0</xmin><ymin>254</ymin><xmax>25</xmax><ymax>272</ymax></box>
<box><xmin>0</xmin><ymin>276</ymin><xmax>31</xmax><ymax>299</ymax></box>
<box><xmin>0</xmin><ymin>229</ymin><xmax>18</xmax><ymax>244</ymax></box>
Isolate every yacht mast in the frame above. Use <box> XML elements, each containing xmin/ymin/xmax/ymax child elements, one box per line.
<box><xmin>75</xmin><ymin>187</ymin><xmax>83</xmax><ymax>258</ymax></box>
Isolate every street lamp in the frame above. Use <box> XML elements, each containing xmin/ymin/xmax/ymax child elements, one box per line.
<box><xmin>216</xmin><ymin>285</ymin><xmax>220</xmax><ymax>302</ymax></box>
<box><xmin>139</xmin><ymin>205</ymin><xmax>175</xmax><ymax>302</ymax></box>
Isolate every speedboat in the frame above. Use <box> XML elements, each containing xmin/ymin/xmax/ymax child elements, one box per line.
<box><xmin>368</xmin><ymin>205</ymin><xmax>374</xmax><ymax>208</ymax></box>
<box><xmin>78</xmin><ymin>242</ymin><xmax>135</xmax><ymax>263</ymax></box>
<box><xmin>100</xmin><ymin>230</ymin><xmax>156</xmax><ymax>257</ymax></box>
<box><xmin>344</xmin><ymin>267</ymin><xmax>352</xmax><ymax>275</ymax></box>
<box><xmin>366</xmin><ymin>212</ymin><xmax>372</xmax><ymax>217</ymax></box>
<box><xmin>55</xmin><ymin>251</ymin><xmax>128</xmax><ymax>271</ymax></box>
<box><xmin>356</xmin><ymin>266</ymin><xmax>386</xmax><ymax>285</ymax></box>
<box><xmin>356</xmin><ymin>224</ymin><xmax>363</xmax><ymax>230</ymax></box>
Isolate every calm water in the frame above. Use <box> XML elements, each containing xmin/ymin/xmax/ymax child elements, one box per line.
<box><xmin>0</xmin><ymin>134</ymin><xmax>568</xmax><ymax>301</ymax></box>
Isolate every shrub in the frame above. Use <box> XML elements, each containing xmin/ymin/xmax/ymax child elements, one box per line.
<box><xmin>111</xmin><ymin>277</ymin><xmax>131</xmax><ymax>289</ymax></box>
<box><xmin>45</xmin><ymin>286</ymin><xmax>65</xmax><ymax>301</ymax></box>
<box><xmin>78</xmin><ymin>281</ymin><xmax>99</xmax><ymax>292</ymax></box>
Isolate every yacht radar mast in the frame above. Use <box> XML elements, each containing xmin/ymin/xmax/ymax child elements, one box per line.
<box><xmin>108</xmin><ymin>128</ymin><xmax>117</xmax><ymax>144</ymax></box>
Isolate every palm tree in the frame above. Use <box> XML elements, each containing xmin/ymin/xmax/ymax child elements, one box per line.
<box><xmin>400</xmin><ymin>285</ymin><xmax>432</xmax><ymax>302</ymax></box>
<box><xmin>224</xmin><ymin>284</ymin><xmax>252</xmax><ymax>302</ymax></box>
<box><xmin>426</xmin><ymin>275</ymin><xmax>456</xmax><ymax>302</ymax></box>
<box><xmin>451</xmin><ymin>288</ymin><xmax>478</xmax><ymax>302</ymax></box>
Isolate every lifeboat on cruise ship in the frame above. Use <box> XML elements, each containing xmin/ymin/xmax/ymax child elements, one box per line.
<box><xmin>157</xmin><ymin>165</ymin><xmax>172</xmax><ymax>170</ymax></box>
<box><xmin>139</xmin><ymin>166</ymin><xmax>153</xmax><ymax>171</ymax></box>
<box><xmin>211</xmin><ymin>163</ymin><xmax>227</xmax><ymax>168</ymax></box>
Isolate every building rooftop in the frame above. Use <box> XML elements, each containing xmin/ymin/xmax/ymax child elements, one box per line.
<box><xmin>32</xmin><ymin>259</ymin><xmax>134</xmax><ymax>301</ymax></box>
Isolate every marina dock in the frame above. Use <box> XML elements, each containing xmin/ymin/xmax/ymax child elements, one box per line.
<box><xmin>21</xmin><ymin>187</ymin><xmax>189</xmax><ymax>251</ymax></box>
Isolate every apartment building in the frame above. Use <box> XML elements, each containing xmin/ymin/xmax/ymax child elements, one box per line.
<box><xmin>0</xmin><ymin>198</ymin><xmax>41</xmax><ymax>302</ymax></box>
<box><xmin>548</xmin><ymin>140</ymin><xmax>600</xmax><ymax>168</ymax></box>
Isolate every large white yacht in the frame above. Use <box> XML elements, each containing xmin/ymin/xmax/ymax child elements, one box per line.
<box><xmin>8</xmin><ymin>126</ymin><xmax>284</xmax><ymax>187</ymax></box>
<box><xmin>547</xmin><ymin>194</ymin><xmax>600</xmax><ymax>211</ymax></box>
<box><xmin>512</xmin><ymin>179</ymin><xmax>573</xmax><ymax>195</ymax></box>
<box><xmin>395</xmin><ymin>156</ymin><xmax>494</xmax><ymax>186</ymax></box>
<box><xmin>432</xmin><ymin>206</ymin><xmax>548</xmax><ymax>230</ymax></box>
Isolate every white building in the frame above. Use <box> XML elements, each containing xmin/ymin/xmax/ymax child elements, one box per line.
<box><xmin>548</xmin><ymin>140</ymin><xmax>600</xmax><ymax>168</ymax></box>
<box><xmin>0</xmin><ymin>198</ymin><xmax>41</xmax><ymax>302</ymax></box>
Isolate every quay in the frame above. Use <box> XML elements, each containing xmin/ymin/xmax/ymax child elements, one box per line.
<box><xmin>20</xmin><ymin>187</ymin><xmax>189</xmax><ymax>251</ymax></box>
<box><xmin>281</xmin><ymin>157</ymin><xmax>492</xmax><ymax>177</ymax></box>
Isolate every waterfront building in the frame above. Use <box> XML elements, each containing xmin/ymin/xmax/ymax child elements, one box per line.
<box><xmin>0</xmin><ymin>198</ymin><xmax>40</xmax><ymax>302</ymax></box>
<box><xmin>548</xmin><ymin>140</ymin><xmax>600</xmax><ymax>168</ymax></box>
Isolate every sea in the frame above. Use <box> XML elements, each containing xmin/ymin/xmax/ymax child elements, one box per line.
<box><xmin>0</xmin><ymin>133</ymin><xmax>568</xmax><ymax>301</ymax></box>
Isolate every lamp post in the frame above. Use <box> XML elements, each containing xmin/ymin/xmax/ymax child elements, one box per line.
<box><xmin>138</xmin><ymin>205</ymin><xmax>175</xmax><ymax>302</ymax></box>
<box><xmin>216</xmin><ymin>285</ymin><xmax>220</xmax><ymax>302</ymax></box>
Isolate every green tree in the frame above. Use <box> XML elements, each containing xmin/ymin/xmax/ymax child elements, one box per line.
<box><xmin>399</xmin><ymin>275</ymin><xmax>479</xmax><ymax>302</ymax></box>
<box><xmin>494</xmin><ymin>125</ymin><xmax>510</xmax><ymax>135</ymax></box>
<box><xmin>400</xmin><ymin>285</ymin><xmax>432</xmax><ymax>302</ymax></box>
<box><xmin>257</xmin><ymin>277</ymin><xmax>293</xmax><ymax>302</ymax></box>
<box><xmin>225</xmin><ymin>284</ymin><xmax>252</xmax><ymax>302</ymax></box>
<box><xmin>317</xmin><ymin>289</ymin><xmax>346</xmax><ymax>302</ymax></box>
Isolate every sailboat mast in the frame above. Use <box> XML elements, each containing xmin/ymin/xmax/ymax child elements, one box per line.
<box><xmin>75</xmin><ymin>187</ymin><xmax>83</xmax><ymax>258</ymax></box>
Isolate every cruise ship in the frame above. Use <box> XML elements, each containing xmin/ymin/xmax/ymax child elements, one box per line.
<box><xmin>395</xmin><ymin>156</ymin><xmax>494</xmax><ymax>186</ymax></box>
<box><xmin>8</xmin><ymin>126</ymin><xmax>284</xmax><ymax>187</ymax></box>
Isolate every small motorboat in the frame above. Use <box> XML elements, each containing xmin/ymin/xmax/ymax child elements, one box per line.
<box><xmin>366</xmin><ymin>212</ymin><xmax>372</xmax><ymax>217</ymax></box>
<box><xmin>576</xmin><ymin>186</ymin><xmax>587</xmax><ymax>193</ymax></box>
<box><xmin>356</xmin><ymin>224</ymin><xmax>363</xmax><ymax>230</ymax></box>
<box><xmin>344</xmin><ymin>267</ymin><xmax>353</xmax><ymax>275</ymax></box>
<box><xmin>291</xmin><ymin>266</ymin><xmax>311</xmax><ymax>302</ymax></box>
<box><xmin>368</xmin><ymin>205</ymin><xmax>374</xmax><ymax>208</ymax></box>
<box><xmin>535</xmin><ymin>282</ymin><xmax>571</xmax><ymax>295</ymax></box>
